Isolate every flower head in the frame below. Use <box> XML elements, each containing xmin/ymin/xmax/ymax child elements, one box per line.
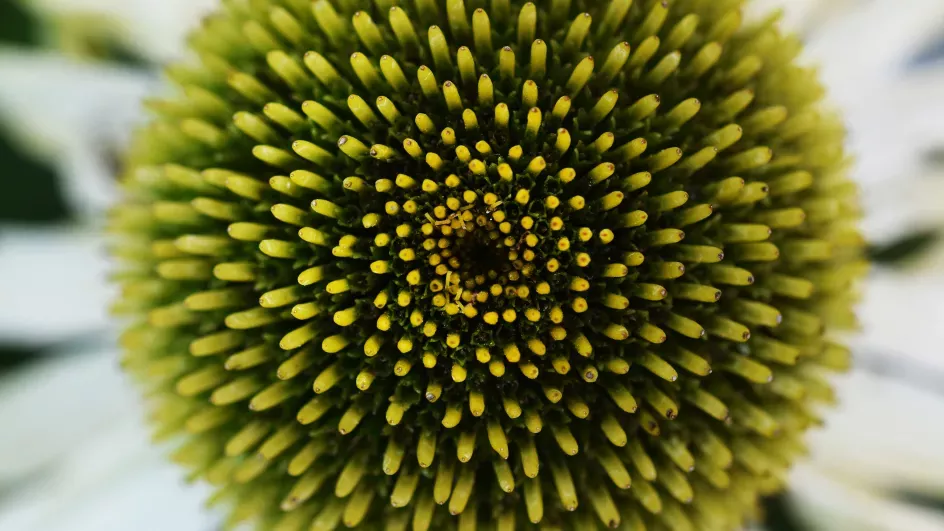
<box><xmin>113</xmin><ymin>0</ymin><xmax>864</xmax><ymax>529</ymax></box>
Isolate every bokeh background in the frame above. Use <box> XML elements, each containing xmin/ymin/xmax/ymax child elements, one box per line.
<box><xmin>0</xmin><ymin>1</ymin><xmax>942</xmax><ymax>530</ymax></box>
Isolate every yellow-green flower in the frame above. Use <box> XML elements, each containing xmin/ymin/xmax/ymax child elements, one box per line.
<box><xmin>112</xmin><ymin>1</ymin><xmax>864</xmax><ymax>529</ymax></box>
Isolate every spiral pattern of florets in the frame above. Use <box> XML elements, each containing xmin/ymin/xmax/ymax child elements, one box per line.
<box><xmin>112</xmin><ymin>1</ymin><xmax>865</xmax><ymax>529</ymax></box>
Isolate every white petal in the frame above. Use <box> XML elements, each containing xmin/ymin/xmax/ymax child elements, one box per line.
<box><xmin>803</xmin><ymin>0</ymin><xmax>944</xmax><ymax>106</ymax></box>
<box><xmin>0</xmin><ymin>349</ymin><xmax>221</xmax><ymax>531</ymax></box>
<box><xmin>860</xmin><ymin>167</ymin><xmax>944</xmax><ymax>245</ymax></box>
<box><xmin>0</xmin><ymin>228</ymin><xmax>113</xmax><ymax>345</ymax></box>
<box><xmin>0</xmin><ymin>345</ymin><xmax>130</xmax><ymax>486</ymax></box>
<box><xmin>851</xmin><ymin>270</ymin><xmax>944</xmax><ymax>374</ymax></box>
<box><xmin>837</xmin><ymin>64</ymin><xmax>944</xmax><ymax>198</ymax></box>
<box><xmin>769</xmin><ymin>0</ymin><xmax>944</xmax><ymax>218</ymax></box>
<box><xmin>0</xmin><ymin>50</ymin><xmax>152</xmax><ymax>157</ymax></box>
<box><xmin>0</xmin><ymin>420</ymin><xmax>220</xmax><ymax>531</ymax></box>
<box><xmin>806</xmin><ymin>368</ymin><xmax>944</xmax><ymax>493</ymax></box>
<box><xmin>0</xmin><ymin>50</ymin><xmax>154</xmax><ymax>218</ymax></box>
<box><xmin>789</xmin><ymin>465</ymin><xmax>944</xmax><ymax>531</ymax></box>
<box><xmin>747</xmin><ymin>0</ymin><xmax>864</xmax><ymax>33</ymax></box>
<box><xmin>24</xmin><ymin>0</ymin><xmax>218</xmax><ymax>62</ymax></box>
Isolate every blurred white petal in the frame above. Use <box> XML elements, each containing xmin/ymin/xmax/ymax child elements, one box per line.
<box><xmin>807</xmin><ymin>369</ymin><xmax>944</xmax><ymax>493</ymax></box>
<box><xmin>0</xmin><ymin>227</ymin><xmax>113</xmax><ymax>345</ymax></box>
<box><xmin>747</xmin><ymin>0</ymin><xmax>865</xmax><ymax>33</ymax></box>
<box><xmin>756</xmin><ymin>1</ymin><xmax>944</xmax><ymax>246</ymax></box>
<box><xmin>852</xmin><ymin>270</ymin><xmax>944</xmax><ymax>374</ymax></box>
<box><xmin>789</xmin><ymin>465</ymin><xmax>944</xmax><ymax>531</ymax></box>
<box><xmin>802</xmin><ymin>0</ymin><xmax>944</xmax><ymax>103</ymax></box>
<box><xmin>886</xmin><ymin>67</ymin><xmax>944</xmax><ymax>158</ymax></box>
<box><xmin>0</xmin><ymin>420</ymin><xmax>219</xmax><ymax>531</ymax></box>
<box><xmin>0</xmin><ymin>50</ymin><xmax>154</xmax><ymax>218</ymax></box>
<box><xmin>22</xmin><ymin>0</ymin><xmax>217</xmax><ymax>62</ymax></box>
<box><xmin>796</xmin><ymin>1</ymin><xmax>944</xmax><ymax>229</ymax></box>
<box><xmin>0</xmin><ymin>346</ymin><xmax>219</xmax><ymax>531</ymax></box>
<box><xmin>861</xmin><ymin>166</ymin><xmax>944</xmax><ymax>246</ymax></box>
<box><xmin>838</xmin><ymin>64</ymin><xmax>944</xmax><ymax>209</ymax></box>
<box><xmin>0</xmin><ymin>346</ymin><xmax>129</xmax><ymax>486</ymax></box>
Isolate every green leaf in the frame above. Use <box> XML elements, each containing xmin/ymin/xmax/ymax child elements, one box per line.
<box><xmin>0</xmin><ymin>1</ymin><xmax>41</xmax><ymax>46</ymax></box>
<box><xmin>762</xmin><ymin>492</ymin><xmax>811</xmax><ymax>531</ymax></box>
<box><xmin>0</xmin><ymin>127</ymin><xmax>72</xmax><ymax>224</ymax></box>
<box><xmin>869</xmin><ymin>229</ymin><xmax>941</xmax><ymax>266</ymax></box>
<box><xmin>893</xmin><ymin>490</ymin><xmax>944</xmax><ymax>514</ymax></box>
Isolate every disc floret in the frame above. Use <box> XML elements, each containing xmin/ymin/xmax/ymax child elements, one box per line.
<box><xmin>114</xmin><ymin>1</ymin><xmax>863</xmax><ymax>530</ymax></box>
